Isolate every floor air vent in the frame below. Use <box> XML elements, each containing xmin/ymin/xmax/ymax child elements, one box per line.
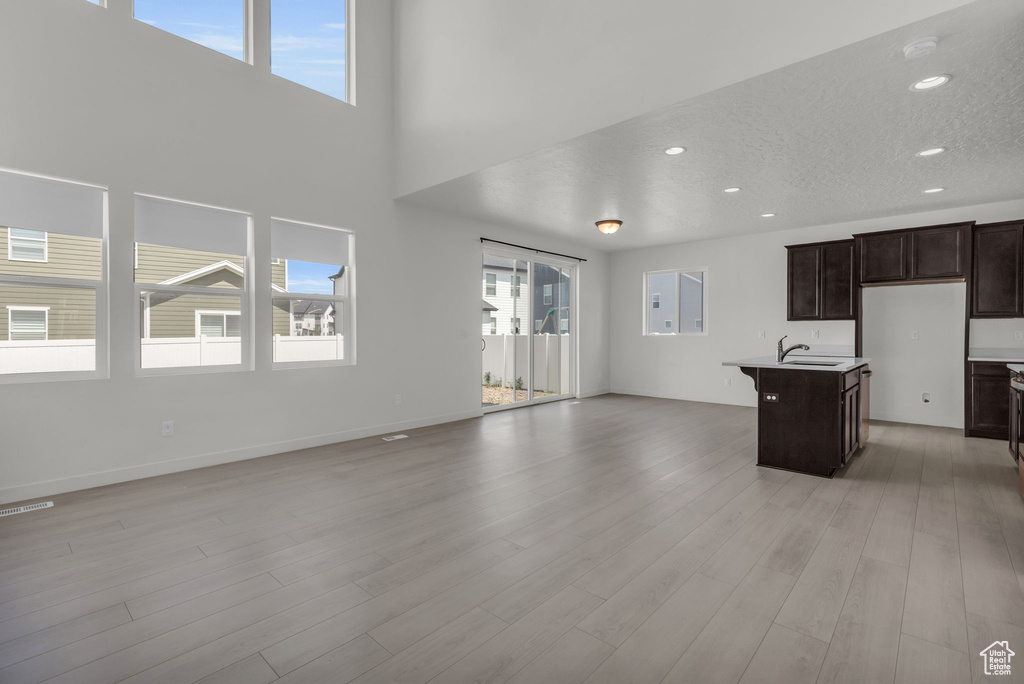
<box><xmin>0</xmin><ymin>501</ymin><xmax>54</xmax><ymax>517</ymax></box>
<box><xmin>381</xmin><ymin>434</ymin><xmax>409</xmax><ymax>441</ymax></box>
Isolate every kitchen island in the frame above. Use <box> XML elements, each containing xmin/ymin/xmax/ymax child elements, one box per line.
<box><xmin>724</xmin><ymin>355</ymin><xmax>871</xmax><ymax>477</ymax></box>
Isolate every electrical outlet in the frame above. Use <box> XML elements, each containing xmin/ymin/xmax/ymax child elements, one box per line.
<box><xmin>911</xmin><ymin>330</ymin><xmax>920</xmax><ymax>340</ymax></box>
<box><xmin>394</xmin><ymin>394</ymin><xmax>402</xmax><ymax>406</ymax></box>
<box><xmin>921</xmin><ymin>392</ymin><xmax>931</xmax><ymax>404</ymax></box>
<box><xmin>161</xmin><ymin>421</ymin><xmax>174</xmax><ymax>437</ymax></box>
<box><xmin>758</xmin><ymin>330</ymin><xmax>765</xmax><ymax>339</ymax></box>
<box><xmin>1015</xmin><ymin>331</ymin><xmax>1024</xmax><ymax>342</ymax></box>
<box><xmin>724</xmin><ymin>378</ymin><xmax>731</xmax><ymax>387</ymax></box>
<box><xmin>811</xmin><ymin>330</ymin><xmax>819</xmax><ymax>339</ymax></box>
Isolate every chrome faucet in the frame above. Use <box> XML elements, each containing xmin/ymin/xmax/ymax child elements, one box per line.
<box><xmin>776</xmin><ymin>336</ymin><xmax>810</xmax><ymax>363</ymax></box>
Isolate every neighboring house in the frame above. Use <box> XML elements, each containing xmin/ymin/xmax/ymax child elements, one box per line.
<box><xmin>290</xmin><ymin>299</ymin><xmax>336</xmax><ymax>336</ymax></box>
<box><xmin>0</xmin><ymin>226</ymin><xmax>323</xmax><ymax>341</ymax></box>
<box><xmin>0</xmin><ymin>228</ymin><xmax>100</xmax><ymax>341</ymax></box>
<box><xmin>482</xmin><ymin>256</ymin><xmax>570</xmax><ymax>336</ymax></box>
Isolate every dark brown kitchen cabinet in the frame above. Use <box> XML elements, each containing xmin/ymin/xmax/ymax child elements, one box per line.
<box><xmin>843</xmin><ymin>382</ymin><xmax>861</xmax><ymax>463</ymax></box>
<box><xmin>752</xmin><ymin>365</ymin><xmax>862</xmax><ymax>477</ymax></box>
<box><xmin>968</xmin><ymin>361</ymin><xmax>1012</xmax><ymax>439</ymax></box>
<box><xmin>786</xmin><ymin>239</ymin><xmax>854</xmax><ymax>321</ymax></box>
<box><xmin>854</xmin><ymin>221</ymin><xmax>972</xmax><ymax>285</ymax></box>
<box><xmin>858</xmin><ymin>231</ymin><xmax>907</xmax><ymax>283</ymax></box>
<box><xmin>972</xmin><ymin>221</ymin><xmax>1023</xmax><ymax>318</ymax></box>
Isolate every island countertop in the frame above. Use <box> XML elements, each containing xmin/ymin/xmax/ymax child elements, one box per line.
<box><xmin>722</xmin><ymin>356</ymin><xmax>871</xmax><ymax>372</ymax></box>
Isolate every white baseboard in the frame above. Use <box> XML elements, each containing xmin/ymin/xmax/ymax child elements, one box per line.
<box><xmin>868</xmin><ymin>410</ymin><xmax>964</xmax><ymax>430</ymax></box>
<box><xmin>577</xmin><ymin>387</ymin><xmax>611</xmax><ymax>399</ymax></box>
<box><xmin>0</xmin><ymin>408</ymin><xmax>485</xmax><ymax>506</ymax></box>
<box><xmin>609</xmin><ymin>386</ymin><xmax>755</xmax><ymax>408</ymax></box>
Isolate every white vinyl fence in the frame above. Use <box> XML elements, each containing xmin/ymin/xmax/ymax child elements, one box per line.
<box><xmin>0</xmin><ymin>335</ymin><xmax>345</xmax><ymax>373</ymax></box>
<box><xmin>481</xmin><ymin>334</ymin><xmax>570</xmax><ymax>393</ymax></box>
<box><xmin>0</xmin><ymin>339</ymin><xmax>95</xmax><ymax>374</ymax></box>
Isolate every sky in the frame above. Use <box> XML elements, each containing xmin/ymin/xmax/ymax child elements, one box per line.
<box><xmin>286</xmin><ymin>260</ymin><xmax>342</xmax><ymax>295</ymax></box>
<box><xmin>134</xmin><ymin>0</ymin><xmax>347</xmax><ymax>101</ymax></box>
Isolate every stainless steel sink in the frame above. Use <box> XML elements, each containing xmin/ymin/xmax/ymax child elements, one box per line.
<box><xmin>783</xmin><ymin>361</ymin><xmax>843</xmax><ymax>367</ymax></box>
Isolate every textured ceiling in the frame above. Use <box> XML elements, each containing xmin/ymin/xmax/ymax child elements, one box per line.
<box><xmin>399</xmin><ymin>0</ymin><xmax>1024</xmax><ymax>251</ymax></box>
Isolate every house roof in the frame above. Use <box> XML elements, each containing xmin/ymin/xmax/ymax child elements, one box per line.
<box><xmin>160</xmin><ymin>259</ymin><xmax>287</xmax><ymax>292</ymax></box>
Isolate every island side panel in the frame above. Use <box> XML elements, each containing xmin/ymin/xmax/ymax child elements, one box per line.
<box><xmin>756</xmin><ymin>368</ymin><xmax>843</xmax><ymax>477</ymax></box>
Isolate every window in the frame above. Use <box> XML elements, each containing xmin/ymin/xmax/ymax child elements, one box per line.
<box><xmin>511</xmin><ymin>317</ymin><xmax>521</xmax><ymax>334</ymax></box>
<box><xmin>485</xmin><ymin>273</ymin><xmax>496</xmax><ymax>296</ymax></box>
<box><xmin>135</xmin><ymin>194</ymin><xmax>251</xmax><ymax>372</ymax></box>
<box><xmin>134</xmin><ymin>0</ymin><xmax>246</xmax><ymax>62</ymax></box>
<box><xmin>271</xmin><ymin>0</ymin><xmax>349</xmax><ymax>101</ymax></box>
<box><xmin>512</xmin><ymin>276</ymin><xmax>522</xmax><ymax>298</ymax></box>
<box><xmin>197</xmin><ymin>311</ymin><xmax>241</xmax><ymax>338</ymax></box>
<box><xmin>8</xmin><ymin>228</ymin><xmax>48</xmax><ymax>263</ymax></box>
<box><xmin>644</xmin><ymin>269</ymin><xmax>708</xmax><ymax>335</ymax></box>
<box><xmin>0</xmin><ymin>169</ymin><xmax>106</xmax><ymax>380</ymax></box>
<box><xmin>8</xmin><ymin>307</ymin><xmax>48</xmax><ymax>341</ymax></box>
<box><xmin>543</xmin><ymin>283</ymin><xmax>552</xmax><ymax>305</ymax></box>
<box><xmin>271</xmin><ymin>218</ymin><xmax>353</xmax><ymax>365</ymax></box>
<box><xmin>489</xmin><ymin>317</ymin><xmax>497</xmax><ymax>335</ymax></box>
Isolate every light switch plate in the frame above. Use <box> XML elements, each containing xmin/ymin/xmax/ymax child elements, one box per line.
<box><xmin>1015</xmin><ymin>331</ymin><xmax>1024</xmax><ymax>341</ymax></box>
<box><xmin>911</xmin><ymin>330</ymin><xmax>920</xmax><ymax>340</ymax></box>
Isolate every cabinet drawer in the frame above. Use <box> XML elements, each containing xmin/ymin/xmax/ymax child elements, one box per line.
<box><xmin>843</xmin><ymin>368</ymin><xmax>860</xmax><ymax>390</ymax></box>
<box><xmin>972</xmin><ymin>362</ymin><xmax>1013</xmax><ymax>377</ymax></box>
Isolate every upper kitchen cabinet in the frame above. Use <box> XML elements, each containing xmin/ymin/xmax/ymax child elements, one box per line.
<box><xmin>972</xmin><ymin>220</ymin><xmax>1023</xmax><ymax>318</ymax></box>
<box><xmin>786</xmin><ymin>239</ymin><xmax>854</xmax><ymax>321</ymax></box>
<box><xmin>854</xmin><ymin>222</ymin><xmax>972</xmax><ymax>285</ymax></box>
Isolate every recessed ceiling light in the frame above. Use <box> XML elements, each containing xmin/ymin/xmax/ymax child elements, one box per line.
<box><xmin>903</xmin><ymin>37</ymin><xmax>938</xmax><ymax>60</ymax></box>
<box><xmin>911</xmin><ymin>75</ymin><xmax>950</xmax><ymax>91</ymax></box>
<box><xmin>916</xmin><ymin>147</ymin><xmax>945</xmax><ymax>157</ymax></box>
<box><xmin>761</xmin><ymin>213</ymin><xmax>776</xmax><ymax>218</ymax></box>
<box><xmin>664</xmin><ymin>147</ymin><xmax>686</xmax><ymax>155</ymax></box>
<box><xmin>723</xmin><ymin>187</ymin><xmax>741</xmax><ymax>193</ymax></box>
<box><xmin>923</xmin><ymin>187</ymin><xmax>945</xmax><ymax>194</ymax></box>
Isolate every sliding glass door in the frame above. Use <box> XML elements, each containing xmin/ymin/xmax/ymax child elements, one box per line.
<box><xmin>481</xmin><ymin>250</ymin><xmax>575</xmax><ymax>410</ymax></box>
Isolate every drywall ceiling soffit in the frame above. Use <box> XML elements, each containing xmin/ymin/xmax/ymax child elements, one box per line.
<box><xmin>400</xmin><ymin>0</ymin><xmax>1024</xmax><ymax>252</ymax></box>
<box><xmin>395</xmin><ymin>0</ymin><xmax>978</xmax><ymax>196</ymax></box>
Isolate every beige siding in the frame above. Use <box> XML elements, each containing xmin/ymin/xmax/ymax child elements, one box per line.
<box><xmin>1</xmin><ymin>229</ymin><xmax>102</xmax><ymax>280</ymax></box>
<box><xmin>135</xmin><ymin>243</ymin><xmax>245</xmax><ymax>286</ymax></box>
<box><xmin>147</xmin><ymin>292</ymin><xmax>242</xmax><ymax>338</ymax></box>
<box><xmin>0</xmin><ymin>284</ymin><xmax>95</xmax><ymax>340</ymax></box>
<box><xmin>273</xmin><ymin>299</ymin><xmax>291</xmax><ymax>336</ymax></box>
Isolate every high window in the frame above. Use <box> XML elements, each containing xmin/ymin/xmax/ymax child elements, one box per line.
<box><xmin>8</xmin><ymin>228</ymin><xmax>48</xmax><ymax>263</ymax></box>
<box><xmin>271</xmin><ymin>218</ymin><xmax>353</xmax><ymax>366</ymax></box>
<box><xmin>271</xmin><ymin>0</ymin><xmax>349</xmax><ymax>101</ymax></box>
<box><xmin>134</xmin><ymin>194</ymin><xmax>251</xmax><ymax>372</ymax></box>
<box><xmin>0</xmin><ymin>169</ymin><xmax>106</xmax><ymax>380</ymax></box>
<box><xmin>644</xmin><ymin>269</ymin><xmax>708</xmax><ymax>335</ymax></box>
<box><xmin>134</xmin><ymin>0</ymin><xmax>247</xmax><ymax>62</ymax></box>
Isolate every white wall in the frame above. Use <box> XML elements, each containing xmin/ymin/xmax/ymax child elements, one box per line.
<box><xmin>0</xmin><ymin>0</ymin><xmax>610</xmax><ymax>504</ymax></box>
<box><xmin>394</xmin><ymin>0</ymin><xmax>975</xmax><ymax>196</ymax></box>
<box><xmin>862</xmin><ymin>284</ymin><xmax>965</xmax><ymax>428</ymax></box>
<box><xmin>609</xmin><ymin>199</ymin><xmax>1024</xmax><ymax>420</ymax></box>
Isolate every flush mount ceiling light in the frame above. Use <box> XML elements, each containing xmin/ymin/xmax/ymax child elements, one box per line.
<box><xmin>596</xmin><ymin>219</ymin><xmax>622</xmax><ymax>234</ymax></box>
<box><xmin>911</xmin><ymin>74</ymin><xmax>950</xmax><ymax>91</ymax></box>
<box><xmin>923</xmin><ymin>187</ymin><xmax>945</xmax><ymax>193</ymax></box>
<box><xmin>761</xmin><ymin>213</ymin><xmax>776</xmax><ymax>218</ymax></box>
<box><xmin>903</xmin><ymin>37</ymin><xmax>938</xmax><ymax>59</ymax></box>
<box><xmin>664</xmin><ymin>147</ymin><xmax>686</xmax><ymax>155</ymax></box>
<box><xmin>723</xmin><ymin>187</ymin><xmax>741</xmax><ymax>193</ymax></box>
<box><xmin>917</xmin><ymin>147</ymin><xmax>946</xmax><ymax>157</ymax></box>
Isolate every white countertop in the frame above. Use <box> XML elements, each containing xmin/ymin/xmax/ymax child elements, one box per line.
<box><xmin>969</xmin><ymin>348</ymin><xmax>1024</xmax><ymax>362</ymax></box>
<box><xmin>1010</xmin><ymin>364</ymin><xmax>1024</xmax><ymax>373</ymax></box>
<box><xmin>722</xmin><ymin>356</ymin><xmax>870</xmax><ymax>372</ymax></box>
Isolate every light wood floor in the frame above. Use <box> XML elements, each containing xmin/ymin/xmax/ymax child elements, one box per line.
<box><xmin>2</xmin><ymin>394</ymin><xmax>1023</xmax><ymax>684</ymax></box>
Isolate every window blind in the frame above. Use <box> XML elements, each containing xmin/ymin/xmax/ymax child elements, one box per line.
<box><xmin>0</xmin><ymin>169</ymin><xmax>104</xmax><ymax>239</ymax></box>
<box><xmin>271</xmin><ymin>218</ymin><xmax>349</xmax><ymax>266</ymax></box>
<box><xmin>135</xmin><ymin>195</ymin><xmax>248</xmax><ymax>256</ymax></box>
